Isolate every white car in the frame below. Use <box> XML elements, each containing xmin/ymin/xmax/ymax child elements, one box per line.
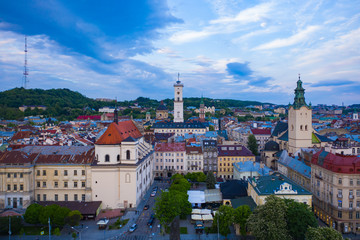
<box><xmin>129</xmin><ymin>224</ymin><xmax>138</xmax><ymax>232</ymax></box>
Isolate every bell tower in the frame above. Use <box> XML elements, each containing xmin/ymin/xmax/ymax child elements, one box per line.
<box><xmin>174</xmin><ymin>74</ymin><xmax>184</xmax><ymax>123</ymax></box>
<box><xmin>288</xmin><ymin>75</ymin><xmax>312</xmax><ymax>154</ymax></box>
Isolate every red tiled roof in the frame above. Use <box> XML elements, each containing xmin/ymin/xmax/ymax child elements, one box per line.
<box><xmin>0</xmin><ymin>151</ymin><xmax>37</xmax><ymax>164</ymax></box>
<box><xmin>10</xmin><ymin>131</ymin><xmax>32</xmax><ymax>141</ymax></box>
<box><xmin>251</xmin><ymin>128</ymin><xmax>271</xmax><ymax>135</ymax></box>
<box><xmin>186</xmin><ymin>146</ymin><xmax>202</xmax><ymax>154</ymax></box>
<box><xmin>96</xmin><ymin>121</ymin><xmax>142</xmax><ymax>145</ymax></box>
<box><xmin>311</xmin><ymin>150</ymin><xmax>360</xmax><ymax>174</ymax></box>
<box><xmin>154</xmin><ymin>142</ymin><xmax>186</xmax><ymax>152</ymax></box>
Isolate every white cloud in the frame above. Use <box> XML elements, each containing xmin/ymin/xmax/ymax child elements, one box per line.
<box><xmin>253</xmin><ymin>25</ymin><xmax>321</xmax><ymax>50</ymax></box>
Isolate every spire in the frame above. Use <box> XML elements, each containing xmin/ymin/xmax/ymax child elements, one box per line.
<box><xmin>114</xmin><ymin>98</ymin><xmax>118</xmax><ymax>124</ymax></box>
<box><xmin>176</xmin><ymin>72</ymin><xmax>181</xmax><ymax>84</ymax></box>
<box><xmin>292</xmin><ymin>74</ymin><xmax>308</xmax><ymax>109</ymax></box>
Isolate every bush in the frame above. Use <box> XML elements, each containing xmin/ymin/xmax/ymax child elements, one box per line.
<box><xmin>0</xmin><ymin>216</ymin><xmax>23</xmax><ymax>235</ymax></box>
<box><xmin>53</xmin><ymin>227</ymin><xmax>61</xmax><ymax>236</ymax></box>
<box><xmin>180</xmin><ymin>227</ymin><xmax>188</xmax><ymax>234</ymax></box>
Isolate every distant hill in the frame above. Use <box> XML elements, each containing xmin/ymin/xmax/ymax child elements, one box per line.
<box><xmin>0</xmin><ymin>87</ymin><xmax>268</xmax><ymax>120</ymax></box>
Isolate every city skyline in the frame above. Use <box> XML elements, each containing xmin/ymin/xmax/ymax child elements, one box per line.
<box><xmin>0</xmin><ymin>0</ymin><xmax>359</xmax><ymax>105</ymax></box>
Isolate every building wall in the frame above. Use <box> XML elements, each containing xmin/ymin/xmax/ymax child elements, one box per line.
<box><xmin>288</xmin><ymin>106</ymin><xmax>313</xmax><ymax>154</ymax></box>
<box><xmin>154</xmin><ymin>151</ymin><xmax>186</xmax><ymax>177</ymax></box>
<box><xmin>153</xmin><ymin>127</ymin><xmax>207</xmax><ymax>136</ymax></box>
<box><xmin>186</xmin><ymin>153</ymin><xmax>203</xmax><ymax>173</ymax></box>
<box><xmin>217</xmin><ymin>156</ymin><xmax>255</xmax><ymax>179</ymax></box>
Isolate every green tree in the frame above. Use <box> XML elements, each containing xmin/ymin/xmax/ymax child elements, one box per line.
<box><xmin>234</xmin><ymin>205</ymin><xmax>252</xmax><ymax>237</ymax></box>
<box><xmin>206</xmin><ymin>171</ymin><xmax>216</xmax><ymax>189</ymax></box>
<box><xmin>209</xmin><ymin>125</ymin><xmax>215</xmax><ymax>131</ymax></box>
<box><xmin>0</xmin><ymin>216</ymin><xmax>23</xmax><ymax>235</ymax></box>
<box><xmin>66</xmin><ymin>210</ymin><xmax>82</xmax><ymax>226</ymax></box>
<box><xmin>212</xmin><ymin>205</ymin><xmax>234</xmax><ymax>236</ymax></box>
<box><xmin>284</xmin><ymin>199</ymin><xmax>318</xmax><ymax>240</ymax></box>
<box><xmin>53</xmin><ymin>206</ymin><xmax>71</xmax><ymax>227</ymax></box>
<box><xmin>247</xmin><ymin>195</ymin><xmax>290</xmax><ymax>240</ymax></box>
<box><xmin>24</xmin><ymin>203</ymin><xmax>44</xmax><ymax>224</ymax></box>
<box><xmin>171</xmin><ymin>178</ymin><xmax>191</xmax><ymax>192</ymax></box>
<box><xmin>39</xmin><ymin>204</ymin><xmax>60</xmax><ymax>225</ymax></box>
<box><xmin>195</xmin><ymin>172</ymin><xmax>206</xmax><ymax>182</ymax></box>
<box><xmin>305</xmin><ymin>227</ymin><xmax>344</xmax><ymax>240</ymax></box>
<box><xmin>247</xmin><ymin>134</ymin><xmax>258</xmax><ymax>156</ymax></box>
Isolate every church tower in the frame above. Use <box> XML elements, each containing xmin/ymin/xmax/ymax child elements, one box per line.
<box><xmin>199</xmin><ymin>96</ymin><xmax>205</xmax><ymax>121</ymax></box>
<box><xmin>174</xmin><ymin>76</ymin><xmax>184</xmax><ymax>123</ymax></box>
<box><xmin>288</xmin><ymin>75</ymin><xmax>312</xmax><ymax>154</ymax></box>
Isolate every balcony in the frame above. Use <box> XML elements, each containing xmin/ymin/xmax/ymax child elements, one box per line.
<box><xmin>349</xmin><ymin>195</ymin><xmax>354</xmax><ymax>199</ymax></box>
<box><xmin>315</xmin><ymin>174</ymin><xmax>323</xmax><ymax>180</ymax></box>
<box><xmin>337</xmin><ymin>194</ymin><xmax>343</xmax><ymax>198</ymax></box>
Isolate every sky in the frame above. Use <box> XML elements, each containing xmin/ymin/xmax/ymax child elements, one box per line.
<box><xmin>0</xmin><ymin>0</ymin><xmax>360</xmax><ymax>105</ymax></box>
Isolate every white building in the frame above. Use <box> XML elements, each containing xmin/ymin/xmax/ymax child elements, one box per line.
<box><xmin>92</xmin><ymin>119</ymin><xmax>153</xmax><ymax>209</ymax></box>
<box><xmin>174</xmin><ymin>79</ymin><xmax>184</xmax><ymax>123</ymax></box>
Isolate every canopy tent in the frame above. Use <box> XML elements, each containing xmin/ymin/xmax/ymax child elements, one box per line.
<box><xmin>188</xmin><ymin>190</ymin><xmax>205</xmax><ymax>207</ymax></box>
<box><xmin>191</xmin><ymin>214</ymin><xmax>202</xmax><ymax>221</ymax></box>
<box><xmin>192</xmin><ymin>209</ymin><xmax>201</xmax><ymax>214</ymax></box>
<box><xmin>202</xmin><ymin>214</ymin><xmax>214</xmax><ymax>221</ymax></box>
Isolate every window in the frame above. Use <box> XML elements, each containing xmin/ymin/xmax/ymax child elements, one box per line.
<box><xmin>350</xmin><ymin>212</ymin><xmax>353</xmax><ymax>219</ymax></box>
<box><xmin>36</xmin><ymin>170</ymin><xmax>40</xmax><ymax>176</ymax></box>
<box><xmin>357</xmin><ymin>179</ymin><xmax>360</xmax><ymax>186</ymax></box>
<box><xmin>64</xmin><ymin>194</ymin><xmax>68</xmax><ymax>201</ymax></box>
<box><xmin>356</xmin><ymin>212</ymin><xmax>360</xmax><ymax>219</ymax></box>
<box><xmin>43</xmin><ymin>194</ymin><xmax>47</xmax><ymax>201</ymax></box>
<box><xmin>117</xmin><ymin>155</ymin><xmax>120</xmax><ymax>162</ymax></box>
<box><xmin>82</xmin><ymin>194</ymin><xmax>85</xmax><ymax>201</ymax></box>
<box><xmin>64</xmin><ymin>170</ymin><xmax>68</xmax><ymax>176</ymax></box>
<box><xmin>338</xmin><ymin>211</ymin><xmax>342</xmax><ymax>218</ymax></box>
<box><xmin>54</xmin><ymin>182</ymin><xmax>58</xmax><ymax>188</ymax></box>
<box><xmin>74</xmin><ymin>170</ymin><xmax>77</xmax><ymax>176</ymax></box>
<box><xmin>74</xmin><ymin>194</ymin><xmax>78</xmax><ymax>201</ymax></box>
<box><xmin>43</xmin><ymin>170</ymin><xmax>46</xmax><ymax>176</ymax></box>
<box><xmin>82</xmin><ymin>182</ymin><xmax>86</xmax><ymax>188</ymax></box>
<box><xmin>350</xmin><ymin>179</ymin><xmax>354</xmax><ymax>186</ymax></box>
<box><xmin>126</xmin><ymin>150</ymin><xmax>131</xmax><ymax>160</ymax></box>
<box><xmin>357</xmin><ymin>201</ymin><xmax>360</xmax><ymax>208</ymax></box>
<box><xmin>7</xmin><ymin>185</ymin><xmax>11</xmax><ymax>191</ymax></box>
<box><xmin>300</xmin><ymin>125</ymin><xmax>303</xmax><ymax>131</ymax></box>
<box><xmin>14</xmin><ymin>173</ymin><xmax>17</xmax><ymax>178</ymax></box>
<box><xmin>55</xmin><ymin>194</ymin><xmax>58</xmax><ymax>201</ymax></box>
<box><xmin>82</xmin><ymin>170</ymin><xmax>85</xmax><ymax>176</ymax></box>
<box><xmin>338</xmin><ymin>178</ymin><xmax>342</xmax><ymax>184</ymax></box>
<box><xmin>105</xmin><ymin>154</ymin><xmax>110</xmax><ymax>162</ymax></box>
<box><xmin>54</xmin><ymin>170</ymin><xmax>58</xmax><ymax>176</ymax></box>
<box><xmin>20</xmin><ymin>184</ymin><xmax>23</xmax><ymax>191</ymax></box>
<box><xmin>356</xmin><ymin>190</ymin><xmax>360</xmax><ymax>197</ymax></box>
<box><xmin>14</xmin><ymin>184</ymin><xmax>17</xmax><ymax>191</ymax></box>
<box><xmin>37</xmin><ymin>194</ymin><xmax>40</xmax><ymax>201</ymax></box>
<box><xmin>7</xmin><ymin>173</ymin><xmax>11</xmax><ymax>178</ymax></box>
<box><xmin>37</xmin><ymin>182</ymin><xmax>40</xmax><ymax>188</ymax></box>
<box><xmin>20</xmin><ymin>173</ymin><xmax>23</xmax><ymax>178</ymax></box>
<box><xmin>19</xmin><ymin>198</ymin><xmax>23</xmax><ymax>207</ymax></box>
<box><xmin>64</xmin><ymin>182</ymin><xmax>68</xmax><ymax>188</ymax></box>
<box><xmin>350</xmin><ymin>201</ymin><xmax>354</xmax><ymax>209</ymax></box>
<box><xmin>74</xmin><ymin>182</ymin><xmax>78</xmax><ymax>188</ymax></box>
<box><xmin>43</xmin><ymin>182</ymin><xmax>46</xmax><ymax>188</ymax></box>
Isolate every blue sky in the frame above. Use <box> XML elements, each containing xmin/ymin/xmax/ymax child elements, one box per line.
<box><xmin>0</xmin><ymin>0</ymin><xmax>359</xmax><ymax>105</ymax></box>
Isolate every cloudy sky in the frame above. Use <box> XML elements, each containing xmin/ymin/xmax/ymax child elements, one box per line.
<box><xmin>0</xmin><ymin>0</ymin><xmax>359</xmax><ymax>105</ymax></box>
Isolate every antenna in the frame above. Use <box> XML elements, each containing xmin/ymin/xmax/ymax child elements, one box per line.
<box><xmin>23</xmin><ymin>36</ymin><xmax>29</xmax><ymax>88</ymax></box>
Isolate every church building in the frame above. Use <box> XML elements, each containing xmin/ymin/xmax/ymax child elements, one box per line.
<box><xmin>91</xmin><ymin>111</ymin><xmax>153</xmax><ymax>209</ymax></box>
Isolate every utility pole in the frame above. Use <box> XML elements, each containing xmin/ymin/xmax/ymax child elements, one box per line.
<box><xmin>48</xmin><ymin>217</ymin><xmax>51</xmax><ymax>240</ymax></box>
<box><xmin>8</xmin><ymin>216</ymin><xmax>11</xmax><ymax>240</ymax></box>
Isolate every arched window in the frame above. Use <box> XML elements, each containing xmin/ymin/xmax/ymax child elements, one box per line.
<box><xmin>126</xmin><ymin>150</ymin><xmax>131</xmax><ymax>160</ymax></box>
<box><xmin>305</xmin><ymin>125</ymin><xmax>308</xmax><ymax>131</ymax></box>
<box><xmin>300</xmin><ymin>125</ymin><xmax>303</xmax><ymax>131</ymax></box>
<box><xmin>117</xmin><ymin>154</ymin><xmax>120</xmax><ymax>162</ymax></box>
<box><xmin>105</xmin><ymin>154</ymin><xmax>110</xmax><ymax>162</ymax></box>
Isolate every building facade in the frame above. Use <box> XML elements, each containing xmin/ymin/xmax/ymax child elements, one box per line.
<box><xmin>154</xmin><ymin>142</ymin><xmax>186</xmax><ymax>177</ymax></box>
<box><xmin>186</xmin><ymin>146</ymin><xmax>203</xmax><ymax>172</ymax></box>
<box><xmin>202</xmin><ymin>140</ymin><xmax>218</xmax><ymax>173</ymax></box>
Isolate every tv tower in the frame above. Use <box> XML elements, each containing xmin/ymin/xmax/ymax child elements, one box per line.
<box><xmin>23</xmin><ymin>36</ymin><xmax>29</xmax><ymax>88</ymax></box>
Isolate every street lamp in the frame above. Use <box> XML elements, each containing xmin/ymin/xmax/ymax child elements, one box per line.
<box><xmin>71</xmin><ymin>226</ymin><xmax>88</xmax><ymax>240</ymax></box>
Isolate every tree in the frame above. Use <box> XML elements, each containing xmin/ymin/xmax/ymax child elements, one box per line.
<box><xmin>39</xmin><ymin>204</ymin><xmax>60</xmax><ymax>225</ymax></box>
<box><xmin>66</xmin><ymin>210</ymin><xmax>82</xmax><ymax>226</ymax></box>
<box><xmin>234</xmin><ymin>205</ymin><xmax>251</xmax><ymax>237</ymax></box>
<box><xmin>284</xmin><ymin>199</ymin><xmax>318</xmax><ymax>240</ymax></box>
<box><xmin>0</xmin><ymin>216</ymin><xmax>23</xmax><ymax>235</ymax></box>
<box><xmin>212</xmin><ymin>205</ymin><xmax>234</xmax><ymax>236</ymax></box>
<box><xmin>206</xmin><ymin>171</ymin><xmax>216</xmax><ymax>189</ymax></box>
<box><xmin>247</xmin><ymin>195</ymin><xmax>290</xmax><ymax>240</ymax></box>
<box><xmin>305</xmin><ymin>227</ymin><xmax>344</xmax><ymax>240</ymax></box>
<box><xmin>247</xmin><ymin>134</ymin><xmax>258</xmax><ymax>156</ymax></box>
<box><xmin>53</xmin><ymin>206</ymin><xmax>71</xmax><ymax>227</ymax></box>
<box><xmin>171</xmin><ymin>178</ymin><xmax>191</xmax><ymax>192</ymax></box>
<box><xmin>24</xmin><ymin>203</ymin><xmax>44</xmax><ymax>224</ymax></box>
<box><xmin>209</xmin><ymin>125</ymin><xmax>215</xmax><ymax>131</ymax></box>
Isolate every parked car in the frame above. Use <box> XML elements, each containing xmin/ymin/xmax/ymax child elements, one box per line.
<box><xmin>129</xmin><ymin>224</ymin><xmax>138</xmax><ymax>232</ymax></box>
<box><xmin>151</xmin><ymin>191</ymin><xmax>156</xmax><ymax>197</ymax></box>
<box><xmin>147</xmin><ymin>214</ymin><xmax>155</xmax><ymax>226</ymax></box>
<box><xmin>143</xmin><ymin>205</ymin><xmax>149</xmax><ymax>210</ymax></box>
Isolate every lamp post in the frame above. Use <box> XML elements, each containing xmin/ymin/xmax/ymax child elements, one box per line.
<box><xmin>8</xmin><ymin>217</ymin><xmax>11</xmax><ymax>240</ymax></box>
<box><xmin>48</xmin><ymin>217</ymin><xmax>51</xmax><ymax>240</ymax></box>
<box><xmin>71</xmin><ymin>226</ymin><xmax>88</xmax><ymax>240</ymax></box>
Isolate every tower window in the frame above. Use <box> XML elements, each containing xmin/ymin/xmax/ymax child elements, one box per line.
<box><xmin>177</xmin><ymin>97</ymin><xmax>180</xmax><ymax>101</ymax></box>
<box><xmin>126</xmin><ymin>150</ymin><xmax>131</xmax><ymax>160</ymax></box>
<box><xmin>305</xmin><ymin>125</ymin><xmax>308</xmax><ymax>131</ymax></box>
<box><xmin>117</xmin><ymin>155</ymin><xmax>120</xmax><ymax>162</ymax></box>
<box><xmin>105</xmin><ymin>154</ymin><xmax>110</xmax><ymax>162</ymax></box>
<box><xmin>300</xmin><ymin>125</ymin><xmax>303</xmax><ymax>131</ymax></box>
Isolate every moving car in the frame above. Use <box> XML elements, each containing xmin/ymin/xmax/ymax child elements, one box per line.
<box><xmin>143</xmin><ymin>205</ymin><xmax>149</xmax><ymax>210</ymax></box>
<box><xmin>150</xmin><ymin>191</ymin><xmax>156</xmax><ymax>197</ymax></box>
<box><xmin>129</xmin><ymin>224</ymin><xmax>138</xmax><ymax>233</ymax></box>
<box><xmin>147</xmin><ymin>214</ymin><xmax>155</xmax><ymax>226</ymax></box>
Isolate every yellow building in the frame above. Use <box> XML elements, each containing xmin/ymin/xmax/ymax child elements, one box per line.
<box><xmin>247</xmin><ymin>173</ymin><xmax>312</xmax><ymax>206</ymax></box>
<box><xmin>217</xmin><ymin>144</ymin><xmax>255</xmax><ymax>179</ymax></box>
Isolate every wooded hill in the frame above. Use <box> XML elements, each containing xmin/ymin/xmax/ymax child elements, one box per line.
<box><xmin>0</xmin><ymin>87</ymin><xmax>266</xmax><ymax>120</ymax></box>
